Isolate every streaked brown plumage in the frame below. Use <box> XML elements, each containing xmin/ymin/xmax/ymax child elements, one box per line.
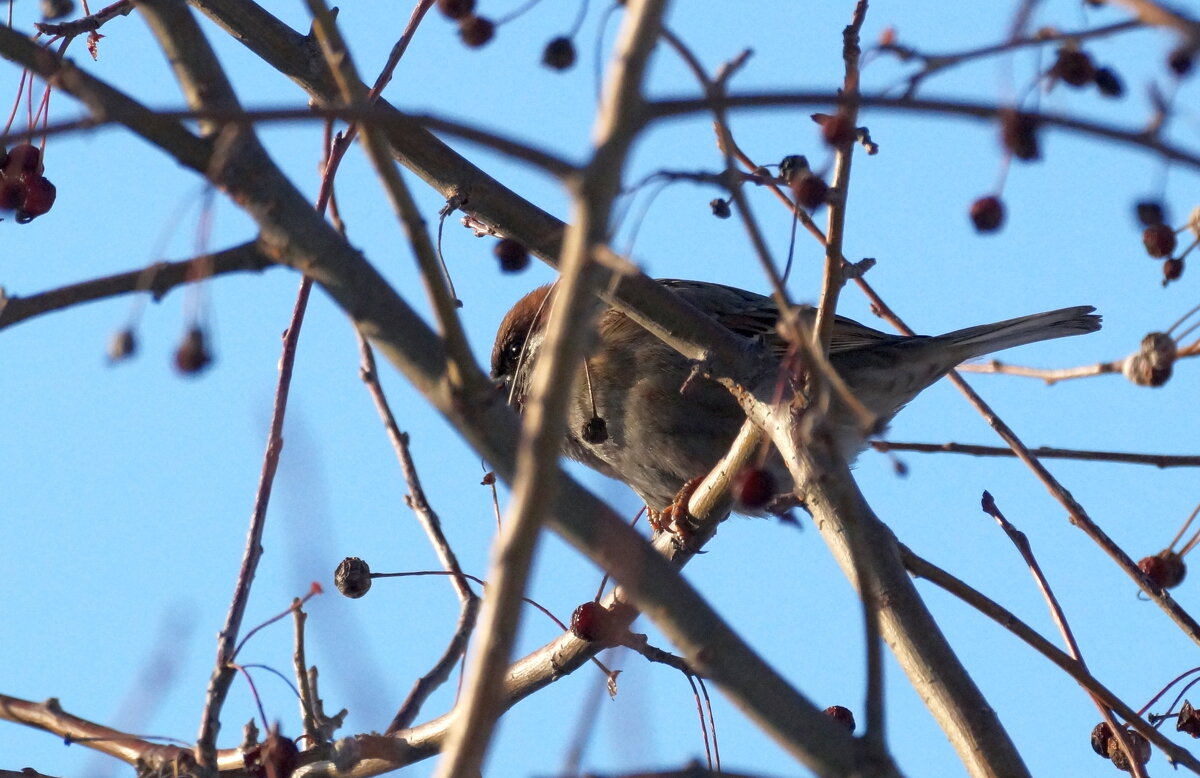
<box><xmin>491</xmin><ymin>279</ymin><xmax>1101</xmax><ymax>511</ymax></box>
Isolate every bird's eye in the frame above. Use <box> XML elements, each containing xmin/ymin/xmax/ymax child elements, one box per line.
<box><xmin>501</xmin><ymin>338</ymin><xmax>524</xmax><ymax>375</ymax></box>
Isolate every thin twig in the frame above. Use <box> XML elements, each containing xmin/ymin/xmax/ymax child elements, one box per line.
<box><xmin>981</xmin><ymin>492</ymin><xmax>1148</xmax><ymax>778</ymax></box>
<box><xmin>869</xmin><ymin>440</ymin><xmax>1200</xmax><ymax>468</ymax></box>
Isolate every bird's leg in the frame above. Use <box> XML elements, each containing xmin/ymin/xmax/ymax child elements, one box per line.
<box><xmin>647</xmin><ymin>475</ymin><xmax>706</xmax><ymax>549</ymax></box>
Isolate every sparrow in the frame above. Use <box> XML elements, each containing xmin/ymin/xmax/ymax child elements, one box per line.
<box><xmin>491</xmin><ymin>279</ymin><xmax>1101</xmax><ymax>513</ymax></box>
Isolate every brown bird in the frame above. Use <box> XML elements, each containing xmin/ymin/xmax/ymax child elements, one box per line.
<box><xmin>491</xmin><ymin>279</ymin><xmax>1100</xmax><ymax>513</ymax></box>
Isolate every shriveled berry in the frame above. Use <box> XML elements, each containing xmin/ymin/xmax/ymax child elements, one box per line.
<box><xmin>17</xmin><ymin>174</ymin><xmax>56</xmax><ymax>220</ymax></box>
<box><xmin>581</xmin><ymin>415</ymin><xmax>608</xmax><ymax>444</ymax></box>
<box><xmin>4</xmin><ymin>143</ymin><xmax>42</xmax><ymax>176</ymax></box>
<box><xmin>791</xmin><ymin>174</ymin><xmax>829</xmax><ymax>211</ymax></box>
<box><xmin>709</xmin><ymin>198</ymin><xmax>731</xmax><ymax>219</ymax></box>
<box><xmin>494</xmin><ymin>237</ymin><xmax>529</xmax><ymax>272</ymax></box>
<box><xmin>823</xmin><ymin>705</ymin><xmax>856</xmax><ymax>733</ymax></box>
<box><xmin>1143</xmin><ymin>223</ymin><xmax>1177</xmax><ymax>257</ymax></box>
<box><xmin>969</xmin><ymin>195</ymin><xmax>1005</xmax><ymax>233</ymax></box>
<box><xmin>480</xmin><ymin>471</ymin><xmax>496</xmax><ymax>486</ymax></box>
<box><xmin>734</xmin><ymin>467</ymin><xmax>776</xmax><ymax>510</ymax></box>
<box><xmin>436</xmin><ymin>0</ymin><xmax>474</xmax><ymax>20</ymax></box>
<box><xmin>1136</xmin><ymin>200</ymin><xmax>1165</xmax><ymax>227</ymax></box>
<box><xmin>1000</xmin><ymin>110</ymin><xmax>1040</xmax><ymax>161</ymax></box>
<box><xmin>542</xmin><ymin>36</ymin><xmax>576</xmax><ymax>70</ymax></box>
<box><xmin>1093</xmin><ymin>67</ymin><xmax>1124</xmax><ymax>97</ymax></box>
<box><xmin>174</xmin><ymin>327</ymin><xmax>213</xmax><ymax>375</ymax></box>
<box><xmin>458</xmin><ymin>15</ymin><xmax>494</xmax><ymax>48</ymax></box>
<box><xmin>1050</xmin><ymin>48</ymin><xmax>1095</xmax><ymax>88</ymax></box>
<box><xmin>570</xmin><ymin>601</ymin><xmax>621</xmax><ymax>643</ymax></box>
<box><xmin>1179</xmin><ymin>700</ymin><xmax>1200</xmax><ymax>737</ymax></box>
<box><xmin>1163</xmin><ymin>257</ymin><xmax>1184</xmax><ymax>285</ymax></box>
<box><xmin>1138</xmin><ymin>549</ymin><xmax>1186</xmax><ymax>589</ymax></box>
<box><xmin>1091</xmin><ymin>722</ymin><xmax>1115</xmax><ymax>758</ymax></box>
<box><xmin>1107</xmin><ymin>728</ymin><xmax>1151</xmax><ymax>772</ymax></box>
<box><xmin>334</xmin><ymin>557</ymin><xmax>372</xmax><ymax>598</ymax></box>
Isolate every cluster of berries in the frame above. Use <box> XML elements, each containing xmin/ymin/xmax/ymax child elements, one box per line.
<box><xmin>0</xmin><ymin>142</ymin><xmax>55</xmax><ymax>223</ymax></box>
<box><xmin>0</xmin><ymin>143</ymin><xmax>56</xmax><ymax>223</ymax></box>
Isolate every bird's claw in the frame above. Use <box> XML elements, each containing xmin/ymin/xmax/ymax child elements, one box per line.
<box><xmin>648</xmin><ymin>476</ymin><xmax>705</xmax><ymax>550</ymax></box>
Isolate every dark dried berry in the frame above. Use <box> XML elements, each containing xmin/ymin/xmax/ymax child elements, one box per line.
<box><xmin>1093</xmin><ymin>67</ymin><xmax>1124</xmax><ymax>97</ymax></box>
<box><xmin>542</xmin><ymin>36</ymin><xmax>576</xmax><ymax>70</ymax></box>
<box><xmin>1138</xmin><ymin>549</ymin><xmax>1186</xmax><ymax>589</ymax></box>
<box><xmin>1107</xmin><ymin>728</ymin><xmax>1151</xmax><ymax>772</ymax></box>
<box><xmin>581</xmin><ymin>415</ymin><xmax>608</xmax><ymax>444</ymax></box>
<box><xmin>1143</xmin><ymin>223</ymin><xmax>1177</xmax><ymax>257</ymax></box>
<box><xmin>570</xmin><ymin>601</ymin><xmax>621</xmax><ymax>643</ymax></box>
<box><xmin>791</xmin><ymin>174</ymin><xmax>829</xmax><ymax>211</ymax></box>
<box><xmin>1179</xmin><ymin>700</ymin><xmax>1200</xmax><ymax>737</ymax></box>
<box><xmin>1091</xmin><ymin>722</ymin><xmax>1115</xmax><ymax>758</ymax></box>
<box><xmin>18</xmin><ymin>174</ymin><xmax>56</xmax><ymax>219</ymax></box>
<box><xmin>969</xmin><ymin>195</ymin><xmax>1005</xmax><ymax>233</ymax></box>
<box><xmin>1163</xmin><ymin>257</ymin><xmax>1184</xmax><ymax>285</ymax></box>
<box><xmin>818</xmin><ymin>111</ymin><xmax>856</xmax><ymax>147</ymax></box>
<box><xmin>174</xmin><ymin>327</ymin><xmax>213</xmax><ymax>375</ymax></box>
<box><xmin>458</xmin><ymin>15</ymin><xmax>495</xmax><ymax>48</ymax></box>
<box><xmin>436</xmin><ymin>0</ymin><xmax>475</xmax><ymax>20</ymax></box>
<box><xmin>1168</xmin><ymin>47</ymin><xmax>1194</xmax><ymax>77</ymax></box>
<box><xmin>734</xmin><ymin>467</ymin><xmax>776</xmax><ymax>510</ymax></box>
<box><xmin>3</xmin><ymin>143</ymin><xmax>42</xmax><ymax>176</ymax></box>
<box><xmin>709</xmin><ymin>198</ymin><xmax>731</xmax><ymax>219</ymax></box>
<box><xmin>480</xmin><ymin>471</ymin><xmax>496</xmax><ymax>486</ymax></box>
<box><xmin>823</xmin><ymin>705</ymin><xmax>856</xmax><ymax>733</ymax></box>
<box><xmin>1136</xmin><ymin>200</ymin><xmax>1165</xmax><ymax>227</ymax></box>
<box><xmin>494</xmin><ymin>237</ymin><xmax>529</xmax><ymax>272</ymax></box>
<box><xmin>1000</xmin><ymin>110</ymin><xmax>1040</xmax><ymax>161</ymax></box>
<box><xmin>334</xmin><ymin>557</ymin><xmax>372</xmax><ymax>598</ymax></box>
<box><xmin>1050</xmin><ymin>48</ymin><xmax>1095</xmax><ymax>88</ymax></box>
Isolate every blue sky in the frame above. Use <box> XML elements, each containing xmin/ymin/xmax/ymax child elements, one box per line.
<box><xmin>3</xmin><ymin>1</ymin><xmax>1200</xmax><ymax>776</ymax></box>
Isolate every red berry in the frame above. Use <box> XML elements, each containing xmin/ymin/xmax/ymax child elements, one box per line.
<box><xmin>1142</xmin><ymin>223</ymin><xmax>1177</xmax><ymax>257</ymax></box>
<box><xmin>18</xmin><ymin>174</ymin><xmax>56</xmax><ymax>219</ymax></box>
<box><xmin>823</xmin><ymin>705</ymin><xmax>856</xmax><ymax>732</ymax></box>
<box><xmin>542</xmin><ymin>36</ymin><xmax>576</xmax><ymax>70</ymax></box>
<box><xmin>969</xmin><ymin>195</ymin><xmax>1005</xmax><ymax>233</ymax></box>
<box><xmin>1138</xmin><ymin>550</ymin><xmax>1186</xmax><ymax>589</ymax></box>
<box><xmin>1163</xmin><ymin>257</ymin><xmax>1184</xmax><ymax>285</ymax></box>
<box><xmin>570</xmin><ymin>601</ymin><xmax>622</xmax><ymax>643</ymax></box>
<box><xmin>819</xmin><ymin>111</ymin><xmax>856</xmax><ymax>147</ymax></box>
<box><xmin>459</xmin><ymin>15</ymin><xmax>494</xmax><ymax>48</ymax></box>
<box><xmin>494</xmin><ymin>237</ymin><xmax>529</xmax><ymax>272</ymax></box>
<box><xmin>791</xmin><ymin>174</ymin><xmax>829</xmax><ymax>211</ymax></box>
<box><xmin>436</xmin><ymin>0</ymin><xmax>474</xmax><ymax>20</ymax></box>
<box><xmin>733</xmin><ymin>467</ymin><xmax>776</xmax><ymax>510</ymax></box>
<box><xmin>4</xmin><ymin>143</ymin><xmax>42</xmax><ymax>176</ymax></box>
